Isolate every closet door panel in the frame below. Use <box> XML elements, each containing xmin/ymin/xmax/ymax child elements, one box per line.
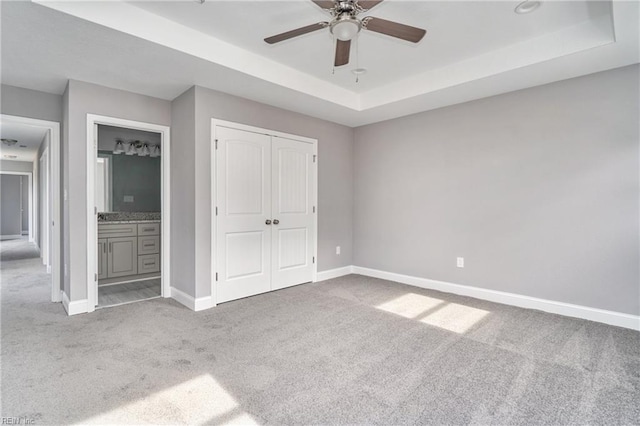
<box><xmin>271</xmin><ymin>137</ymin><xmax>315</xmax><ymax>290</ymax></box>
<box><xmin>216</xmin><ymin>127</ymin><xmax>272</xmax><ymax>303</ymax></box>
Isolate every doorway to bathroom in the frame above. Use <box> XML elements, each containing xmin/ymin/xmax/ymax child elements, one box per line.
<box><xmin>87</xmin><ymin>115</ymin><xmax>170</xmax><ymax>310</ymax></box>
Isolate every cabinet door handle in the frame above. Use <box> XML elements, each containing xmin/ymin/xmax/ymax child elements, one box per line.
<box><xmin>103</xmin><ymin>243</ymin><xmax>106</xmax><ymax>254</ymax></box>
<box><xmin>109</xmin><ymin>242</ymin><xmax>112</xmax><ymax>253</ymax></box>
<box><xmin>273</xmin><ymin>219</ymin><xmax>279</xmax><ymax>225</ymax></box>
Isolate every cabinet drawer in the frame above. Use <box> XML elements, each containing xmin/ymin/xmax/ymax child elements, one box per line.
<box><xmin>138</xmin><ymin>254</ymin><xmax>160</xmax><ymax>274</ymax></box>
<box><xmin>138</xmin><ymin>236</ymin><xmax>160</xmax><ymax>255</ymax></box>
<box><xmin>138</xmin><ymin>223</ymin><xmax>160</xmax><ymax>236</ymax></box>
<box><xmin>98</xmin><ymin>223</ymin><xmax>137</xmax><ymax>238</ymax></box>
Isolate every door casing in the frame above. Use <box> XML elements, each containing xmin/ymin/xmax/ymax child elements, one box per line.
<box><xmin>0</xmin><ymin>114</ymin><xmax>61</xmax><ymax>303</ymax></box>
<box><xmin>86</xmin><ymin>114</ymin><xmax>171</xmax><ymax>312</ymax></box>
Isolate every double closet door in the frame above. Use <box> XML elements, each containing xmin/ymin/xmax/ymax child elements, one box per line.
<box><xmin>215</xmin><ymin>125</ymin><xmax>316</xmax><ymax>303</ymax></box>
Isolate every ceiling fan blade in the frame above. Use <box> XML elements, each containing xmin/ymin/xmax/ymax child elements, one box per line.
<box><xmin>364</xmin><ymin>17</ymin><xmax>426</xmax><ymax>43</ymax></box>
<box><xmin>334</xmin><ymin>39</ymin><xmax>351</xmax><ymax>67</ymax></box>
<box><xmin>357</xmin><ymin>0</ymin><xmax>384</xmax><ymax>10</ymax></box>
<box><xmin>311</xmin><ymin>0</ymin><xmax>335</xmax><ymax>10</ymax></box>
<box><xmin>264</xmin><ymin>22</ymin><xmax>328</xmax><ymax>44</ymax></box>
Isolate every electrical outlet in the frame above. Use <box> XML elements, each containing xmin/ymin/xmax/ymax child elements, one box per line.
<box><xmin>124</xmin><ymin>195</ymin><xmax>134</xmax><ymax>203</ymax></box>
<box><xmin>457</xmin><ymin>257</ymin><xmax>464</xmax><ymax>268</ymax></box>
<box><xmin>336</xmin><ymin>246</ymin><xmax>341</xmax><ymax>255</ymax></box>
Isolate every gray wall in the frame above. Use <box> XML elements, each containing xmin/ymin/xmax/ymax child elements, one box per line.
<box><xmin>21</xmin><ymin>175</ymin><xmax>28</xmax><ymax>234</ymax></box>
<box><xmin>168</xmin><ymin>86</ymin><xmax>354</xmax><ymax>299</ymax></box>
<box><xmin>98</xmin><ymin>151</ymin><xmax>161</xmax><ymax>213</ymax></box>
<box><xmin>65</xmin><ymin>80</ymin><xmax>171</xmax><ymax>301</ymax></box>
<box><xmin>169</xmin><ymin>87</ymin><xmax>196</xmax><ymax>295</ymax></box>
<box><xmin>354</xmin><ymin>65</ymin><xmax>640</xmax><ymax>315</ymax></box>
<box><xmin>1</xmin><ymin>174</ymin><xmax>22</xmax><ymax>236</ymax></box>
<box><xmin>36</xmin><ymin>132</ymin><xmax>50</xmax><ymax>249</ymax></box>
<box><xmin>1</xmin><ymin>84</ymin><xmax>63</xmax><ymax>123</ymax></box>
<box><xmin>0</xmin><ymin>160</ymin><xmax>33</xmax><ymax>173</ymax></box>
<box><xmin>63</xmin><ymin>84</ymin><xmax>70</xmax><ymax>296</ymax></box>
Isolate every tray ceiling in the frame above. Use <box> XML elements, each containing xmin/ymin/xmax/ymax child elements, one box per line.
<box><xmin>1</xmin><ymin>1</ymin><xmax>637</xmax><ymax>126</ymax></box>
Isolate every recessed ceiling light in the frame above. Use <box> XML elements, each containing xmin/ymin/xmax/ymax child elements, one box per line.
<box><xmin>19</xmin><ymin>145</ymin><xmax>27</xmax><ymax>148</ymax></box>
<box><xmin>3</xmin><ymin>154</ymin><xmax>18</xmax><ymax>159</ymax></box>
<box><xmin>515</xmin><ymin>1</ymin><xmax>541</xmax><ymax>14</ymax></box>
<box><xmin>1</xmin><ymin>138</ymin><xmax>18</xmax><ymax>146</ymax></box>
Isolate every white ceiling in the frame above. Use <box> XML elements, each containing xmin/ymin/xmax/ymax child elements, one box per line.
<box><xmin>1</xmin><ymin>1</ymin><xmax>638</xmax><ymax>127</ymax></box>
<box><xmin>130</xmin><ymin>0</ymin><xmax>612</xmax><ymax>93</ymax></box>
<box><xmin>0</xmin><ymin>122</ymin><xmax>47</xmax><ymax>162</ymax></box>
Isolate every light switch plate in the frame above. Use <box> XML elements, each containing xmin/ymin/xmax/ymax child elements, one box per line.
<box><xmin>457</xmin><ymin>257</ymin><xmax>464</xmax><ymax>268</ymax></box>
<box><xmin>124</xmin><ymin>195</ymin><xmax>134</xmax><ymax>203</ymax></box>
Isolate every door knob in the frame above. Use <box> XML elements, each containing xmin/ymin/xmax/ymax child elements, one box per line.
<box><xmin>273</xmin><ymin>219</ymin><xmax>280</xmax><ymax>225</ymax></box>
<box><xmin>265</xmin><ymin>219</ymin><xmax>272</xmax><ymax>225</ymax></box>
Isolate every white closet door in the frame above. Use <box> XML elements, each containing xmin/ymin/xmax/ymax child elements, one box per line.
<box><xmin>216</xmin><ymin>127</ymin><xmax>272</xmax><ymax>303</ymax></box>
<box><xmin>270</xmin><ymin>136</ymin><xmax>315</xmax><ymax>290</ymax></box>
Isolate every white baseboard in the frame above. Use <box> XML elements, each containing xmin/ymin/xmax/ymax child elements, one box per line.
<box><xmin>170</xmin><ymin>286</ymin><xmax>215</xmax><ymax>312</ymax></box>
<box><xmin>316</xmin><ymin>266</ymin><xmax>354</xmax><ymax>282</ymax></box>
<box><xmin>351</xmin><ymin>266</ymin><xmax>640</xmax><ymax>331</ymax></box>
<box><xmin>1</xmin><ymin>234</ymin><xmax>22</xmax><ymax>240</ymax></box>
<box><xmin>62</xmin><ymin>291</ymin><xmax>88</xmax><ymax>316</ymax></box>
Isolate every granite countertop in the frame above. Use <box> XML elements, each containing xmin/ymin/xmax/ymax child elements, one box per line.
<box><xmin>99</xmin><ymin>220</ymin><xmax>161</xmax><ymax>224</ymax></box>
<box><xmin>97</xmin><ymin>212</ymin><xmax>161</xmax><ymax>223</ymax></box>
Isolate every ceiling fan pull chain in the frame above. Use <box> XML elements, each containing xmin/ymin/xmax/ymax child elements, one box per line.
<box><xmin>355</xmin><ymin>35</ymin><xmax>360</xmax><ymax>83</ymax></box>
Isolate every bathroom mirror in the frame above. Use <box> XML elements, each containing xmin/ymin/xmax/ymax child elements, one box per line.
<box><xmin>96</xmin><ymin>125</ymin><xmax>161</xmax><ymax>213</ymax></box>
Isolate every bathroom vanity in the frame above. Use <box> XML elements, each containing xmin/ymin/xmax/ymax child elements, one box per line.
<box><xmin>98</xmin><ymin>213</ymin><xmax>161</xmax><ymax>284</ymax></box>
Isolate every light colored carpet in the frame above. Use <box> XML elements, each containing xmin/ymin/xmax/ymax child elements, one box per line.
<box><xmin>0</xmin><ymin>237</ymin><xmax>40</xmax><ymax>261</ymax></box>
<box><xmin>98</xmin><ymin>279</ymin><xmax>161</xmax><ymax>308</ymax></box>
<box><xmin>1</xmin><ymin>243</ymin><xmax>639</xmax><ymax>424</ymax></box>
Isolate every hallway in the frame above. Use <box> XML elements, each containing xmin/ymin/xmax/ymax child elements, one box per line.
<box><xmin>1</xmin><ymin>237</ymin><xmax>40</xmax><ymax>261</ymax></box>
<box><xmin>0</xmin><ymin>237</ymin><xmax>60</xmax><ymax>313</ymax></box>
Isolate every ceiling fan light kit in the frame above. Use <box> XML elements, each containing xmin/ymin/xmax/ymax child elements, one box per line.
<box><xmin>1</xmin><ymin>138</ymin><xmax>18</xmax><ymax>146</ymax></box>
<box><xmin>264</xmin><ymin>0</ymin><xmax>426</xmax><ymax>70</ymax></box>
<box><xmin>330</xmin><ymin>17</ymin><xmax>361</xmax><ymax>41</ymax></box>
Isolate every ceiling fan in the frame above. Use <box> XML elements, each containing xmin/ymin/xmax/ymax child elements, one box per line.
<box><xmin>264</xmin><ymin>0</ymin><xmax>426</xmax><ymax>67</ymax></box>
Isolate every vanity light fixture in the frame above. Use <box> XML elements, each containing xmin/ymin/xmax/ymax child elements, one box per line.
<box><xmin>125</xmin><ymin>141</ymin><xmax>137</xmax><ymax>156</ymax></box>
<box><xmin>1</xmin><ymin>138</ymin><xmax>18</xmax><ymax>146</ymax></box>
<box><xmin>113</xmin><ymin>139</ymin><xmax>125</xmax><ymax>154</ymax></box>
<box><xmin>149</xmin><ymin>145</ymin><xmax>161</xmax><ymax>158</ymax></box>
<box><xmin>139</xmin><ymin>143</ymin><xmax>151</xmax><ymax>157</ymax></box>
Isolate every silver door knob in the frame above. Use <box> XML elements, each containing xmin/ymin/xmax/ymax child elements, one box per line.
<box><xmin>265</xmin><ymin>219</ymin><xmax>272</xmax><ymax>225</ymax></box>
<box><xmin>273</xmin><ymin>219</ymin><xmax>280</xmax><ymax>225</ymax></box>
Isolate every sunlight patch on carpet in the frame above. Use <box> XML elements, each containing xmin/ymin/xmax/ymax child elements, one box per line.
<box><xmin>419</xmin><ymin>302</ymin><xmax>490</xmax><ymax>333</ymax></box>
<box><xmin>77</xmin><ymin>374</ymin><xmax>259</xmax><ymax>425</ymax></box>
<box><xmin>375</xmin><ymin>293</ymin><xmax>444</xmax><ymax>319</ymax></box>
